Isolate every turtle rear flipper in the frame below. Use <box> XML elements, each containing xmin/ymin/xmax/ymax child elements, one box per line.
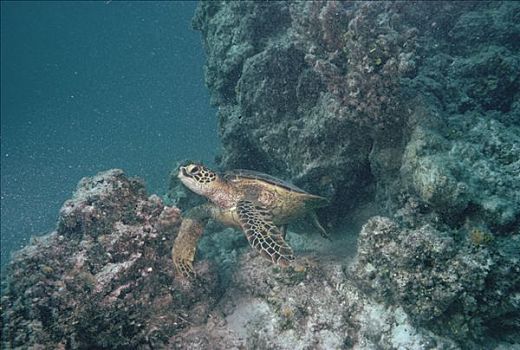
<box><xmin>237</xmin><ymin>200</ymin><xmax>294</xmax><ymax>266</ymax></box>
<box><xmin>309</xmin><ymin>210</ymin><xmax>330</xmax><ymax>240</ymax></box>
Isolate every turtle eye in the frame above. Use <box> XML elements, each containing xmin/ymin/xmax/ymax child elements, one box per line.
<box><xmin>189</xmin><ymin>166</ymin><xmax>200</xmax><ymax>175</ymax></box>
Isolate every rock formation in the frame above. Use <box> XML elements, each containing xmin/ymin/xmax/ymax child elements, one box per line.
<box><xmin>2</xmin><ymin>2</ymin><xmax>519</xmax><ymax>349</ymax></box>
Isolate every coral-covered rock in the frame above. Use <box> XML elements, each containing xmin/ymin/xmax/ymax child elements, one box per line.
<box><xmin>1</xmin><ymin>170</ymin><xmax>219</xmax><ymax>349</ymax></box>
<box><xmin>193</xmin><ymin>1</ymin><xmax>520</xmax><ymax>234</ymax></box>
<box><xmin>402</xmin><ymin>110</ymin><xmax>520</xmax><ymax>231</ymax></box>
<box><xmin>173</xmin><ymin>250</ymin><xmax>459</xmax><ymax>350</ymax></box>
<box><xmin>180</xmin><ymin>3</ymin><xmax>520</xmax><ymax>346</ymax></box>
<box><xmin>2</xmin><ymin>171</ymin><xmax>517</xmax><ymax>349</ymax></box>
<box><xmin>185</xmin><ymin>1</ymin><xmax>519</xmax><ymax>347</ymax></box>
<box><xmin>4</xmin><ymin>2</ymin><xmax>520</xmax><ymax>349</ymax></box>
<box><xmin>352</xmin><ymin>216</ymin><xmax>520</xmax><ymax>344</ymax></box>
<box><xmin>193</xmin><ymin>1</ymin><xmax>418</xmax><ymax>225</ymax></box>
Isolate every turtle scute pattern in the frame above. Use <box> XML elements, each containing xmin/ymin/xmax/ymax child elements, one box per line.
<box><xmin>237</xmin><ymin>200</ymin><xmax>294</xmax><ymax>266</ymax></box>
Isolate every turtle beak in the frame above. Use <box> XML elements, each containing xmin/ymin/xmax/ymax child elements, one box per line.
<box><xmin>178</xmin><ymin>166</ymin><xmax>188</xmax><ymax>178</ymax></box>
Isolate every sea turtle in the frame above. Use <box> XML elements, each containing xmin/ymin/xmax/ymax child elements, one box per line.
<box><xmin>172</xmin><ymin>164</ymin><xmax>329</xmax><ymax>278</ymax></box>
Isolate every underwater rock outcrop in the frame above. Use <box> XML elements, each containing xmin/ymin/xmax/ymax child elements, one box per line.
<box><xmin>3</xmin><ymin>2</ymin><xmax>519</xmax><ymax>349</ymax></box>
<box><xmin>0</xmin><ymin>170</ymin><xmax>458</xmax><ymax>349</ymax></box>
<box><xmin>1</xmin><ymin>173</ymin><xmax>518</xmax><ymax>348</ymax></box>
<box><xmin>193</xmin><ymin>1</ymin><xmax>520</xmax><ymax>232</ymax></box>
<box><xmin>173</xmin><ymin>248</ymin><xmax>462</xmax><ymax>350</ymax></box>
<box><xmin>353</xmin><ymin>216</ymin><xmax>520</xmax><ymax>344</ymax></box>
<box><xmin>1</xmin><ymin>170</ymin><xmax>220</xmax><ymax>349</ymax></box>
<box><xmin>192</xmin><ymin>1</ymin><xmax>417</xmax><ymax>225</ymax></box>
<box><xmin>190</xmin><ymin>0</ymin><xmax>520</xmax><ymax>348</ymax></box>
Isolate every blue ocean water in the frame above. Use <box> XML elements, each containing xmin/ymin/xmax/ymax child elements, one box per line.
<box><xmin>0</xmin><ymin>1</ymin><xmax>219</xmax><ymax>268</ymax></box>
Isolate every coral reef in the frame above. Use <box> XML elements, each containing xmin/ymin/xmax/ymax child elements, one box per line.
<box><xmin>193</xmin><ymin>1</ymin><xmax>519</xmax><ymax>232</ymax></box>
<box><xmin>398</xmin><ymin>2</ymin><xmax>520</xmax><ymax>231</ymax></box>
<box><xmin>192</xmin><ymin>1</ymin><xmax>421</xmax><ymax>226</ymax></box>
<box><xmin>188</xmin><ymin>0</ymin><xmax>520</xmax><ymax>347</ymax></box>
<box><xmin>192</xmin><ymin>250</ymin><xmax>460</xmax><ymax>350</ymax></box>
<box><xmin>402</xmin><ymin>111</ymin><xmax>520</xmax><ymax>230</ymax></box>
<box><xmin>2</xmin><ymin>170</ymin><xmax>518</xmax><ymax>348</ymax></box>
<box><xmin>352</xmin><ymin>216</ymin><xmax>519</xmax><ymax>344</ymax></box>
<box><xmin>3</xmin><ymin>1</ymin><xmax>520</xmax><ymax>349</ymax></box>
<box><xmin>1</xmin><ymin>170</ymin><xmax>219</xmax><ymax>349</ymax></box>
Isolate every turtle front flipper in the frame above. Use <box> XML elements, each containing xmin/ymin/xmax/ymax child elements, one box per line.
<box><xmin>172</xmin><ymin>203</ymin><xmax>214</xmax><ymax>278</ymax></box>
<box><xmin>237</xmin><ymin>200</ymin><xmax>294</xmax><ymax>266</ymax></box>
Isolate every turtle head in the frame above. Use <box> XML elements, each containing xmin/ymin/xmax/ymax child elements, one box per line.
<box><xmin>178</xmin><ymin>164</ymin><xmax>219</xmax><ymax>197</ymax></box>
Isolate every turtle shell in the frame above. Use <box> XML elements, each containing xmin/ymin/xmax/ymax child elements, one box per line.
<box><xmin>223</xmin><ymin>169</ymin><xmax>310</xmax><ymax>195</ymax></box>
